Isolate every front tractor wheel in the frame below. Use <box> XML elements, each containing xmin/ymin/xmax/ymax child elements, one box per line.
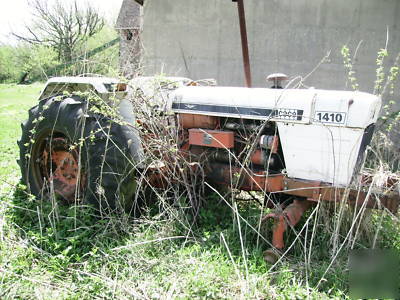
<box><xmin>18</xmin><ymin>95</ymin><xmax>141</xmax><ymax>213</ymax></box>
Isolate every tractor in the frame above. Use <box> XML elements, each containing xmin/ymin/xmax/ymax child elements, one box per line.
<box><xmin>17</xmin><ymin>1</ymin><xmax>399</xmax><ymax>263</ymax></box>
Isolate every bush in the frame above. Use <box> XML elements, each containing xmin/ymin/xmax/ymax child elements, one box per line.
<box><xmin>0</xmin><ymin>46</ymin><xmax>20</xmax><ymax>82</ymax></box>
<box><xmin>16</xmin><ymin>45</ymin><xmax>59</xmax><ymax>83</ymax></box>
<box><xmin>0</xmin><ymin>45</ymin><xmax>58</xmax><ymax>83</ymax></box>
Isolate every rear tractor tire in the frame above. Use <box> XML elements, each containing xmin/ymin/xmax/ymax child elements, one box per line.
<box><xmin>18</xmin><ymin>95</ymin><xmax>142</xmax><ymax>214</ymax></box>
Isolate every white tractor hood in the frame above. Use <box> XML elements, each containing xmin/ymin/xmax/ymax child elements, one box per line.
<box><xmin>170</xmin><ymin>86</ymin><xmax>381</xmax><ymax>129</ymax></box>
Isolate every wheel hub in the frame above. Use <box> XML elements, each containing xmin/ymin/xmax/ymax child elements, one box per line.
<box><xmin>40</xmin><ymin>136</ymin><xmax>85</xmax><ymax>203</ymax></box>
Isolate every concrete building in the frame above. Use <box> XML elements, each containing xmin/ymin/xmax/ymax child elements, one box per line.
<box><xmin>117</xmin><ymin>0</ymin><xmax>400</xmax><ymax>95</ymax></box>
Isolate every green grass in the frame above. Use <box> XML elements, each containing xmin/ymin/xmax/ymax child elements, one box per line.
<box><xmin>0</xmin><ymin>83</ymin><xmax>42</xmax><ymax>181</ymax></box>
<box><xmin>0</xmin><ymin>83</ymin><xmax>398</xmax><ymax>299</ymax></box>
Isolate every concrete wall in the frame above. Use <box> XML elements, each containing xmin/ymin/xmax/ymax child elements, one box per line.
<box><xmin>140</xmin><ymin>0</ymin><xmax>400</xmax><ymax>95</ymax></box>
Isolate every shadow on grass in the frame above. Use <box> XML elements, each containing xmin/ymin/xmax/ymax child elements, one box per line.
<box><xmin>9</xmin><ymin>183</ymin><xmax>134</xmax><ymax>264</ymax></box>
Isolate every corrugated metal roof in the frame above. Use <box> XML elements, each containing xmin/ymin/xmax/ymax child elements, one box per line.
<box><xmin>115</xmin><ymin>0</ymin><xmax>142</xmax><ymax>29</ymax></box>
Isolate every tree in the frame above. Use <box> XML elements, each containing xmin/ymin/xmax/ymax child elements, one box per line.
<box><xmin>13</xmin><ymin>0</ymin><xmax>105</xmax><ymax>63</ymax></box>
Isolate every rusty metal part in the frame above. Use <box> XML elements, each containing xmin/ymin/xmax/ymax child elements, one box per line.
<box><xmin>283</xmin><ymin>177</ymin><xmax>400</xmax><ymax>213</ymax></box>
<box><xmin>204</xmin><ymin>162</ymin><xmax>399</xmax><ymax>212</ymax></box>
<box><xmin>147</xmin><ymin>169</ymin><xmax>169</xmax><ymax>189</ymax></box>
<box><xmin>250</xmin><ymin>149</ymin><xmax>274</xmax><ymax>166</ymax></box>
<box><xmin>250</xmin><ymin>149</ymin><xmax>265</xmax><ymax>166</ymax></box>
<box><xmin>263</xmin><ymin>199</ymin><xmax>314</xmax><ymax>250</ymax></box>
<box><xmin>361</xmin><ymin>173</ymin><xmax>398</xmax><ymax>188</ymax></box>
<box><xmin>40</xmin><ymin>136</ymin><xmax>84</xmax><ymax>203</ymax></box>
<box><xmin>267</xmin><ymin>213</ymin><xmax>286</xmax><ymax>249</ymax></box>
<box><xmin>146</xmin><ymin>157</ymin><xmax>202</xmax><ymax>189</ymax></box>
<box><xmin>207</xmin><ymin>162</ymin><xmax>284</xmax><ymax>191</ymax></box>
<box><xmin>178</xmin><ymin>113</ymin><xmax>218</xmax><ymax>129</ymax></box>
<box><xmin>116</xmin><ymin>83</ymin><xmax>127</xmax><ymax>91</ymax></box>
<box><xmin>189</xmin><ymin>129</ymin><xmax>234</xmax><ymax>149</ymax></box>
<box><xmin>235</xmin><ymin>0</ymin><xmax>252</xmax><ymax>88</ymax></box>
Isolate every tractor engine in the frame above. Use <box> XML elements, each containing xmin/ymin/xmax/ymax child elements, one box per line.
<box><xmin>177</xmin><ymin>112</ymin><xmax>284</xmax><ymax>191</ymax></box>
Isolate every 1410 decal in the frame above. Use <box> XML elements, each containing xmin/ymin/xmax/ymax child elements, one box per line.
<box><xmin>315</xmin><ymin>111</ymin><xmax>346</xmax><ymax>124</ymax></box>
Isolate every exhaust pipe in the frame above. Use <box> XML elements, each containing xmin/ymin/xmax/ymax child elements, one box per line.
<box><xmin>234</xmin><ymin>0</ymin><xmax>252</xmax><ymax>88</ymax></box>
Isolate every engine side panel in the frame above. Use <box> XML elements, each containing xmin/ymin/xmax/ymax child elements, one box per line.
<box><xmin>277</xmin><ymin>123</ymin><xmax>366</xmax><ymax>186</ymax></box>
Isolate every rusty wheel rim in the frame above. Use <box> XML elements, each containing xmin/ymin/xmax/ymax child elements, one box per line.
<box><xmin>31</xmin><ymin>130</ymin><xmax>86</xmax><ymax>203</ymax></box>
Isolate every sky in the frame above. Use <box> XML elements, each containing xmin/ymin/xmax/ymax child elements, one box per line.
<box><xmin>0</xmin><ymin>0</ymin><xmax>124</xmax><ymax>44</ymax></box>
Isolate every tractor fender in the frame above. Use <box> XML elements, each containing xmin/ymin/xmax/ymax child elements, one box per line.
<box><xmin>118</xmin><ymin>98</ymin><xmax>145</xmax><ymax>167</ymax></box>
